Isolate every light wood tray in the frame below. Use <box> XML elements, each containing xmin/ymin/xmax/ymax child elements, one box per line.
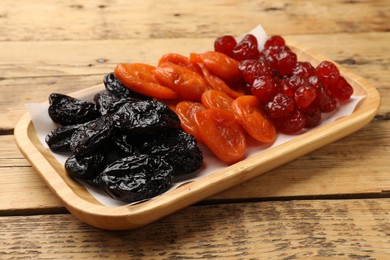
<box><xmin>14</xmin><ymin>42</ymin><xmax>380</xmax><ymax>230</ymax></box>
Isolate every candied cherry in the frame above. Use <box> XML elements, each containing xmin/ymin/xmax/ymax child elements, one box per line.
<box><xmin>250</xmin><ymin>76</ymin><xmax>278</xmax><ymax>104</ymax></box>
<box><xmin>214</xmin><ymin>35</ymin><xmax>237</xmax><ymax>58</ymax></box>
<box><xmin>264</xmin><ymin>35</ymin><xmax>286</xmax><ymax>48</ymax></box>
<box><xmin>313</xmin><ymin>85</ymin><xmax>337</xmax><ymax>113</ymax></box>
<box><xmin>262</xmin><ymin>46</ymin><xmax>297</xmax><ymax>76</ymax></box>
<box><xmin>294</xmin><ymin>85</ymin><xmax>317</xmax><ymax>109</ymax></box>
<box><xmin>293</xmin><ymin>62</ymin><xmax>316</xmax><ymax>78</ymax></box>
<box><xmin>316</xmin><ymin>61</ymin><xmax>340</xmax><ymax>86</ymax></box>
<box><xmin>238</xmin><ymin>59</ymin><xmax>272</xmax><ymax>85</ymax></box>
<box><xmin>272</xmin><ymin>109</ymin><xmax>306</xmax><ymax>134</ymax></box>
<box><xmin>329</xmin><ymin>76</ymin><xmax>353</xmax><ymax>101</ymax></box>
<box><xmin>283</xmin><ymin>74</ymin><xmax>307</xmax><ymax>91</ymax></box>
<box><xmin>233</xmin><ymin>34</ymin><xmax>260</xmax><ymax>61</ymax></box>
<box><xmin>302</xmin><ymin>105</ymin><xmax>322</xmax><ymax>128</ymax></box>
<box><xmin>265</xmin><ymin>93</ymin><xmax>295</xmax><ymax>119</ymax></box>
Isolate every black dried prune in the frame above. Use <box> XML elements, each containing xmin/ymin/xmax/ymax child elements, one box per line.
<box><xmin>94</xmin><ymin>92</ymin><xmax>120</xmax><ymax>115</ymax></box>
<box><xmin>45</xmin><ymin>124</ymin><xmax>82</xmax><ymax>152</ymax></box>
<box><xmin>70</xmin><ymin>114</ymin><xmax>115</xmax><ymax>157</ymax></box>
<box><xmin>104</xmin><ymin>72</ymin><xmax>149</xmax><ymax>100</ymax></box>
<box><xmin>65</xmin><ymin>153</ymin><xmax>105</xmax><ymax>180</ymax></box>
<box><xmin>48</xmin><ymin>93</ymin><xmax>100</xmax><ymax>125</ymax></box>
<box><xmin>100</xmin><ymin>154</ymin><xmax>173</xmax><ymax>202</ymax></box>
<box><xmin>112</xmin><ymin>134</ymin><xmax>140</xmax><ymax>155</ymax></box>
<box><xmin>112</xmin><ymin>100</ymin><xmax>180</xmax><ymax>135</ymax></box>
<box><xmin>94</xmin><ymin>91</ymin><xmax>138</xmax><ymax>115</ymax></box>
<box><xmin>141</xmin><ymin>130</ymin><xmax>203</xmax><ymax>176</ymax></box>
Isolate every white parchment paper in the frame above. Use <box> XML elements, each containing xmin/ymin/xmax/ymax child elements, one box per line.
<box><xmin>26</xmin><ymin>25</ymin><xmax>365</xmax><ymax>207</ymax></box>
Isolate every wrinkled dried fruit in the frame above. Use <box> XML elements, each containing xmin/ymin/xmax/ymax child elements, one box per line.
<box><xmin>65</xmin><ymin>153</ymin><xmax>105</xmax><ymax>180</ymax></box>
<box><xmin>112</xmin><ymin>100</ymin><xmax>180</xmax><ymax>135</ymax></box>
<box><xmin>100</xmin><ymin>154</ymin><xmax>173</xmax><ymax>202</ymax></box>
<box><xmin>70</xmin><ymin>114</ymin><xmax>115</xmax><ymax>157</ymax></box>
<box><xmin>48</xmin><ymin>93</ymin><xmax>100</xmax><ymax>125</ymax></box>
<box><xmin>141</xmin><ymin>130</ymin><xmax>203</xmax><ymax>176</ymax></box>
<box><xmin>45</xmin><ymin>124</ymin><xmax>82</xmax><ymax>152</ymax></box>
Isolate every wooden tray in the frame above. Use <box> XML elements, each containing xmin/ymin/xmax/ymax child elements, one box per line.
<box><xmin>14</xmin><ymin>42</ymin><xmax>380</xmax><ymax>230</ymax></box>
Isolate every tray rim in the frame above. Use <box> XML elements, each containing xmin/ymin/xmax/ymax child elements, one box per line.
<box><xmin>14</xmin><ymin>41</ymin><xmax>381</xmax><ymax>230</ymax></box>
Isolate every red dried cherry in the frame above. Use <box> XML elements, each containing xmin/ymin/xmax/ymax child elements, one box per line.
<box><xmin>214</xmin><ymin>35</ymin><xmax>237</xmax><ymax>58</ymax></box>
<box><xmin>283</xmin><ymin>74</ymin><xmax>307</xmax><ymax>91</ymax></box>
<box><xmin>250</xmin><ymin>76</ymin><xmax>278</xmax><ymax>104</ymax></box>
<box><xmin>316</xmin><ymin>61</ymin><xmax>340</xmax><ymax>86</ymax></box>
<box><xmin>293</xmin><ymin>62</ymin><xmax>316</xmax><ymax>78</ymax></box>
<box><xmin>329</xmin><ymin>76</ymin><xmax>353</xmax><ymax>101</ymax></box>
<box><xmin>313</xmin><ymin>85</ymin><xmax>337</xmax><ymax>113</ymax></box>
<box><xmin>294</xmin><ymin>85</ymin><xmax>317</xmax><ymax>109</ymax></box>
<box><xmin>272</xmin><ymin>109</ymin><xmax>306</xmax><ymax>134</ymax></box>
<box><xmin>233</xmin><ymin>34</ymin><xmax>260</xmax><ymax>61</ymax></box>
<box><xmin>265</xmin><ymin>93</ymin><xmax>295</xmax><ymax>119</ymax></box>
<box><xmin>264</xmin><ymin>35</ymin><xmax>286</xmax><ymax>49</ymax></box>
<box><xmin>302</xmin><ymin>105</ymin><xmax>322</xmax><ymax>128</ymax></box>
<box><xmin>238</xmin><ymin>59</ymin><xmax>272</xmax><ymax>85</ymax></box>
<box><xmin>262</xmin><ymin>46</ymin><xmax>297</xmax><ymax>76</ymax></box>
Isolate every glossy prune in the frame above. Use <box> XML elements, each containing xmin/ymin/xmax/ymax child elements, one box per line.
<box><xmin>70</xmin><ymin>114</ymin><xmax>115</xmax><ymax>157</ymax></box>
<box><xmin>48</xmin><ymin>93</ymin><xmax>100</xmax><ymax>125</ymax></box>
<box><xmin>112</xmin><ymin>134</ymin><xmax>140</xmax><ymax>155</ymax></box>
<box><xmin>112</xmin><ymin>100</ymin><xmax>180</xmax><ymax>135</ymax></box>
<box><xmin>94</xmin><ymin>91</ymin><xmax>139</xmax><ymax>115</ymax></box>
<box><xmin>141</xmin><ymin>130</ymin><xmax>203</xmax><ymax>176</ymax></box>
<box><xmin>100</xmin><ymin>154</ymin><xmax>173</xmax><ymax>202</ymax></box>
<box><xmin>65</xmin><ymin>153</ymin><xmax>105</xmax><ymax>180</ymax></box>
<box><xmin>45</xmin><ymin>124</ymin><xmax>82</xmax><ymax>152</ymax></box>
<box><xmin>104</xmin><ymin>72</ymin><xmax>149</xmax><ymax>100</ymax></box>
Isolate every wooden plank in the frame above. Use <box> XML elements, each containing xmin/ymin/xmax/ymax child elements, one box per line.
<box><xmin>2</xmin><ymin>118</ymin><xmax>389</xmax><ymax>213</ymax></box>
<box><xmin>0</xmin><ymin>0</ymin><xmax>388</xmax><ymax>41</ymax></box>
<box><xmin>0</xmin><ymin>33</ymin><xmax>389</xmax><ymax>129</ymax></box>
<box><xmin>0</xmin><ymin>199</ymin><xmax>389</xmax><ymax>259</ymax></box>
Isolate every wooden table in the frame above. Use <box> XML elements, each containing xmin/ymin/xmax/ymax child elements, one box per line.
<box><xmin>1</xmin><ymin>0</ymin><xmax>389</xmax><ymax>258</ymax></box>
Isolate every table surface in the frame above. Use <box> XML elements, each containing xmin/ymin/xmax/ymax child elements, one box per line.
<box><xmin>1</xmin><ymin>0</ymin><xmax>389</xmax><ymax>258</ymax></box>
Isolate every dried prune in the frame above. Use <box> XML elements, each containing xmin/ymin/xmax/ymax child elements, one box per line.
<box><xmin>70</xmin><ymin>114</ymin><xmax>115</xmax><ymax>157</ymax></box>
<box><xmin>94</xmin><ymin>91</ymin><xmax>139</xmax><ymax>115</ymax></box>
<box><xmin>104</xmin><ymin>72</ymin><xmax>149</xmax><ymax>100</ymax></box>
<box><xmin>48</xmin><ymin>93</ymin><xmax>100</xmax><ymax>125</ymax></box>
<box><xmin>100</xmin><ymin>154</ymin><xmax>173</xmax><ymax>202</ymax></box>
<box><xmin>112</xmin><ymin>134</ymin><xmax>140</xmax><ymax>155</ymax></box>
<box><xmin>112</xmin><ymin>100</ymin><xmax>180</xmax><ymax>135</ymax></box>
<box><xmin>94</xmin><ymin>92</ymin><xmax>120</xmax><ymax>115</ymax></box>
<box><xmin>141</xmin><ymin>130</ymin><xmax>203</xmax><ymax>176</ymax></box>
<box><xmin>45</xmin><ymin>124</ymin><xmax>82</xmax><ymax>152</ymax></box>
<box><xmin>65</xmin><ymin>153</ymin><xmax>105</xmax><ymax>180</ymax></box>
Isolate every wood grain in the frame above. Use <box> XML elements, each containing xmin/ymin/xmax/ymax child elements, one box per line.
<box><xmin>0</xmin><ymin>0</ymin><xmax>389</xmax><ymax>41</ymax></box>
<box><xmin>0</xmin><ymin>199</ymin><xmax>389</xmax><ymax>259</ymax></box>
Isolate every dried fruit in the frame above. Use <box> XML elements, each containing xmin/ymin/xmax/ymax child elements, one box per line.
<box><xmin>48</xmin><ymin>93</ymin><xmax>100</xmax><ymax>125</ymax></box>
<box><xmin>70</xmin><ymin>114</ymin><xmax>115</xmax><ymax>157</ymax></box>
<box><xmin>100</xmin><ymin>154</ymin><xmax>174</xmax><ymax>203</ymax></box>
<box><xmin>154</xmin><ymin>62</ymin><xmax>208</xmax><ymax>101</ymax></box>
<box><xmin>232</xmin><ymin>95</ymin><xmax>276</xmax><ymax>143</ymax></box>
<box><xmin>195</xmin><ymin>108</ymin><xmax>246</xmax><ymax>164</ymax></box>
<box><xmin>233</xmin><ymin>34</ymin><xmax>260</xmax><ymax>61</ymax></box>
<box><xmin>104</xmin><ymin>72</ymin><xmax>148</xmax><ymax>100</ymax></box>
<box><xmin>265</xmin><ymin>93</ymin><xmax>295</xmax><ymax>119</ymax></box>
<box><xmin>45</xmin><ymin>124</ymin><xmax>82</xmax><ymax>152</ymax></box>
<box><xmin>141</xmin><ymin>130</ymin><xmax>203</xmax><ymax>176</ymax></box>
<box><xmin>316</xmin><ymin>61</ymin><xmax>340</xmax><ymax>86</ymax></box>
<box><xmin>214</xmin><ymin>35</ymin><xmax>237</xmax><ymax>58</ymax></box>
<box><xmin>112</xmin><ymin>100</ymin><xmax>180</xmax><ymax>135</ymax></box>
<box><xmin>114</xmin><ymin>63</ymin><xmax>179</xmax><ymax>100</ymax></box>
<box><xmin>65</xmin><ymin>153</ymin><xmax>105</xmax><ymax>180</ymax></box>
